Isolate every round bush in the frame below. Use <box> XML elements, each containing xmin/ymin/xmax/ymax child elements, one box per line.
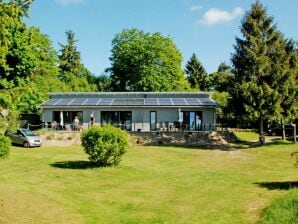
<box><xmin>81</xmin><ymin>125</ymin><xmax>128</xmax><ymax>166</ymax></box>
<box><xmin>0</xmin><ymin>135</ymin><xmax>11</xmax><ymax>159</ymax></box>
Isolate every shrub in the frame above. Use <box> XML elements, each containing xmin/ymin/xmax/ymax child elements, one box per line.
<box><xmin>0</xmin><ymin>135</ymin><xmax>11</xmax><ymax>159</ymax></box>
<box><xmin>259</xmin><ymin>188</ymin><xmax>298</xmax><ymax>224</ymax></box>
<box><xmin>81</xmin><ymin>125</ymin><xmax>128</xmax><ymax>166</ymax></box>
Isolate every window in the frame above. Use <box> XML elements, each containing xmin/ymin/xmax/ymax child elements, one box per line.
<box><xmin>182</xmin><ymin>111</ymin><xmax>202</xmax><ymax>131</ymax></box>
<box><xmin>101</xmin><ymin>111</ymin><xmax>132</xmax><ymax>131</ymax></box>
<box><xmin>150</xmin><ymin>111</ymin><xmax>157</xmax><ymax>131</ymax></box>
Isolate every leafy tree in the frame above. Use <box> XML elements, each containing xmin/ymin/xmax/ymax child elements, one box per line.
<box><xmin>16</xmin><ymin>88</ymin><xmax>44</xmax><ymax>114</ymax></box>
<box><xmin>95</xmin><ymin>74</ymin><xmax>112</xmax><ymax>92</ymax></box>
<box><xmin>208</xmin><ymin>62</ymin><xmax>234</xmax><ymax>92</ymax></box>
<box><xmin>185</xmin><ymin>53</ymin><xmax>208</xmax><ymax>91</ymax></box>
<box><xmin>108</xmin><ymin>28</ymin><xmax>190</xmax><ymax>91</ymax></box>
<box><xmin>231</xmin><ymin>1</ymin><xmax>296</xmax><ymax>143</ymax></box>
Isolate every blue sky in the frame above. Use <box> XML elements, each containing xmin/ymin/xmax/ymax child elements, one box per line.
<box><xmin>25</xmin><ymin>0</ymin><xmax>298</xmax><ymax>75</ymax></box>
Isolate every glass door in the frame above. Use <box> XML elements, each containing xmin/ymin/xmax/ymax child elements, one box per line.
<box><xmin>189</xmin><ymin>112</ymin><xmax>196</xmax><ymax>131</ymax></box>
<box><xmin>150</xmin><ymin>111</ymin><xmax>157</xmax><ymax>131</ymax></box>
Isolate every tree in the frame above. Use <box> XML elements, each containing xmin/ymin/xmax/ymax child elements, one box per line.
<box><xmin>58</xmin><ymin>30</ymin><xmax>82</xmax><ymax>81</ymax></box>
<box><xmin>58</xmin><ymin>30</ymin><xmax>97</xmax><ymax>91</ymax></box>
<box><xmin>185</xmin><ymin>53</ymin><xmax>208</xmax><ymax>91</ymax></box>
<box><xmin>208</xmin><ymin>62</ymin><xmax>234</xmax><ymax>92</ymax></box>
<box><xmin>10</xmin><ymin>0</ymin><xmax>34</xmax><ymax>17</ymax></box>
<box><xmin>108</xmin><ymin>28</ymin><xmax>190</xmax><ymax>91</ymax></box>
<box><xmin>95</xmin><ymin>74</ymin><xmax>112</xmax><ymax>92</ymax></box>
<box><xmin>278</xmin><ymin>40</ymin><xmax>298</xmax><ymax>139</ymax></box>
<box><xmin>231</xmin><ymin>1</ymin><xmax>295</xmax><ymax>143</ymax></box>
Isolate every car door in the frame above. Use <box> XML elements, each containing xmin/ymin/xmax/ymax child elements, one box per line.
<box><xmin>15</xmin><ymin>130</ymin><xmax>25</xmax><ymax>145</ymax></box>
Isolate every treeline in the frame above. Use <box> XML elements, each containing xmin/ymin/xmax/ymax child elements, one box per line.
<box><xmin>0</xmin><ymin>1</ymin><xmax>297</xmax><ymax>137</ymax></box>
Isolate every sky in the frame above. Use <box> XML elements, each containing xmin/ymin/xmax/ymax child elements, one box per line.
<box><xmin>25</xmin><ymin>0</ymin><xmax>298</xmax><ymax>75</ymax></box>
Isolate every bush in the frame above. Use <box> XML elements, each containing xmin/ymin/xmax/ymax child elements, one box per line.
<box><xmin>0</xmin><ymin>135</ymin><xmax>11</xmax><ymax>159</ymax></box>
<box><xmin>81</xmin><ymin>125</ymin><xmax>128</xmax><ymax>166</ymax></box>
<box><xmin>259</xmin><ymin>188</ymin><xmax>298</xmax><ymax>224</ymax></box>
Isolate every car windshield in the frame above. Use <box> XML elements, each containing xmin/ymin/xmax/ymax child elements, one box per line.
<box><xmin>22</xmin><ymin>129</ymin><xmax>36</xmax><ymax>136</ymax></box>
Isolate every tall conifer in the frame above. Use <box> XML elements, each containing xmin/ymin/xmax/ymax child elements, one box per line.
<box><xmin>231</xmin><ymin>1</ymin><xmax>295</xmax><ymax>143</ymax></box>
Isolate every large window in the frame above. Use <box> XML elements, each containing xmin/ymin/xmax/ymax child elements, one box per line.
<box><xmin>150</xmin><ymin>111</ymin><xmax>157</xmax><ymax>131</ymax></box>
<box><xmin>53</xmin><ymin>111</ymin><xmax>83</xmax><ymax>127</ymax></box>
<box><xmin>101</xmin><ymin>111</ymin><xmax>132</xmax><ymax>131</ymax></box>
<box><xmin>182</xmin><ymin>111</ymin><xmax>202</xmax><ymax>131</ymax></box>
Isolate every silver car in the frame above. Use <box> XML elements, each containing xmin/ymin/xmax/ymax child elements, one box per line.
<box><xmin>4</xmin><ymin>128</ymin><xmax>42</xmax><ymax>148</ymax></box>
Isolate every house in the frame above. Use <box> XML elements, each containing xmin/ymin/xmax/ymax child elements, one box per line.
<box><xmin>39</xmin><ymin>92</ymin><xmax>217</xmax><ymax>132</ymax></box>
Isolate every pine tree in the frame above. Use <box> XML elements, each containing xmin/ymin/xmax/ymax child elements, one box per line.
<box><xmin>231</xmin><ymin>1</ymin><xmax>294</xmax><ymax>143</ymax></box>
<box><xmin>58</xmin><ymin>30</ymin><xmax>82</xmax><ymax>81</ymax></box>
<box><xmin>185</xmin><ymin>53</ymin><xmax>208</xmax><ymax>91</ymax></box>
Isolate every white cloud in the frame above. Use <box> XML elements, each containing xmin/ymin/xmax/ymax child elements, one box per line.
<box><xmin>200</xmin><ymin>7</ymin><xmax>243</xmax><ymax>26</ymax></box>
<box><xmin>190</xmin><ymin>5</ymin><xmax>202</xmax><ymax>12</ymax></box>
<box><xmin>55</xmin><ymin>0</ymin><xmax>86</xmax><ymax>6</ymax></box>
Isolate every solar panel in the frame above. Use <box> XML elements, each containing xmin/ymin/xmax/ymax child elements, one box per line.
<box><xmin>158</xmin><ymin>98</ymin><xmax>172</xmax><ymax>105</ymax></box>
<box><xmin>97</xmin><ymin>98</ymin><xmax>113</xmax><ymax>105</ymax></box>
<box><xmin>144</xmin><ymin>98</ymin><xmax>158</xmax><ymax>105</ymax></box>
<box><xmin>172</xmin><ymin>98</ymin><xmax>188</xmax><ymax>105</ymax></box>
<box><xmin>112</xmin><ymin>98</ymin><xmax>144</xmax><ymax>106</ymax></box>
<box><xmin>69</xmin><ymin>98</ymin><xmax>87</xmax><ymax>106</ymax></box>
<box><xmin>83</xmin><ymin>98</ymin><xmax>100</xmax><ymax>106</ymax></box>
<box><xmin>41</xmin><ymin>98</ymin><xmax>61</xmax><ymax>106</ymax></box>
<box><xmin>185</xmin><ymin>98</ymin><xmax>201</xmax><ymax>105</ymax></box>
<box><xmin>55</xmin><ymin>98</ymin><xmax>74</xmax><ymax>106</ymax></box>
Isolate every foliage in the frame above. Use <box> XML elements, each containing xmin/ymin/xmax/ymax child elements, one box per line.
<box><xmin>208</xmin><ymin>63</ymin><xmax>234</xmax><ymax>92</ymax></box>
<box><xmin>211</xmin><ymin>91</ymin><xmax>232</xmax><ymax>125</ymax></box>
<box><xmin>58</xmin><ymin>30</ymin><xmax>97</xmax><ymax>91</ymax></box>
<box><xmin>58</xmin><ymin>30</ymin><xmax>82</xmax><ymax>80</ymax></box>
<box><xmin>230</xmin><ymin>1</ymin><xmax>296</xmax><ymax>140</ymax></box>
<box><xmin>16</xmin><ymin>88</ymin><xmax>45</xmax><ymax>114</ymax></box>
<box><xmin>81</xmin><ymin>125</ymin><xmax>128</xmax><ymax>166</ymax></box>
<box><xmin>259</xmin><ymin>188</ymin><xmax>298</xmax><ymax>224</ymax></box>
<box><xmin>95</xmin><ymin>74</ymin><xmax>113</xmax><ymax>92</ymax></box>
<box><xmin>0</xmin><ymin>134</ymin><xmax>11</xmax><ymax>159</ymax></box>
<box><xmin>108</xmin><ymin>28</ymin><xmax>190</xmax><ymax>91</ymax></box>
<box><xmin>185</xmin><ymin>53</ymin><xmax>208</xmax><ymax>91</ymax></box>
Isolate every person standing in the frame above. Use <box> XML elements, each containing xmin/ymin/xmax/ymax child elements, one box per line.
<box><xmin>73</xmin><ymin>116</ymin><xmax>80</xmax><ymax>131</ymax></box>
<box><xmin>90</xmin><ymin>113</ymin><xmax>95</xmax><ymax>126</ymax></box>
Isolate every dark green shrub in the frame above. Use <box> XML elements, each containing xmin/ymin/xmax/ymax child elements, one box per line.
<box><xmin>0</xmin><ymin>135</ymin><xmax>11</xmax><ymax>159</ymax></box>
<box><xmin>81</xmin><ymin>125</ymin><xmax>128</xmax><ymax>166</ymax></box>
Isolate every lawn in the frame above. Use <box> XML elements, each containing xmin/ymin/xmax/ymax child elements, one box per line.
<box><xmin>0</xmin><ymin>142</ymin><xmax>297</xmax><ymax>224</ymax></box>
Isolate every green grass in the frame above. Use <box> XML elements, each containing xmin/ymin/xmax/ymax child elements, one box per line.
<box><xmin>235</xmin><ymin>131</ymin><xmax>260</xmax><ymax>142</ymax></box>
<box><xmin>0</xmin><ymin>143</ymin><xmax>297</xmax><ymax>224</ymax></box>
<box><xmin>259</xmin><ymin>188</ymin><xmax>298</xmax><ymax>224</ymax></box>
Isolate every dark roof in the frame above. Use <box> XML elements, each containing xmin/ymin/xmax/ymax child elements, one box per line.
<box><xmin>39</xmin><ymin>92</ymin><xmax>217</xmax><ymax>108</ymax></box>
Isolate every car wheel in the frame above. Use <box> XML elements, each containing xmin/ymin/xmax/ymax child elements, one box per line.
<box><xmin>23</xmin><ymin>142</ymin><xmax>30</xmax><ymax>148</ymax></box>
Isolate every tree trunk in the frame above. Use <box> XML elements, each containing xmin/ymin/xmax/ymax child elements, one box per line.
<box><xmin>259</xmin><ymin>116</ymin><xmax>265</xmax><ymax>144</ymax></box>
<box><xmin>281</xmin><ymin>117</ymin><xmax>286</xmax><ymax>140</ymax></box>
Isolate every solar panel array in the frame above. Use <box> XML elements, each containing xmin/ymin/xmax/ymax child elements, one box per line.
<box><xmin>41</xmin><ymin>97</ymin><xmax>217</xmax><ymax>107</ymax></box>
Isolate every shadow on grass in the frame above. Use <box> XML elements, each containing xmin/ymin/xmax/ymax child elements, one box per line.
<box><xmin>248</xmin><ymin>140</ymin><xmax>295</xmax><ymax>148</ymax></box>
<box><xmin>255</xmin><ymin>181</ymin><xmax>298</xmax><ymax>190</ymax></box>
<box><xmin>50</xmin><ymin>161</ymin><xmax>98</xmax><ymax>169</ymax></box>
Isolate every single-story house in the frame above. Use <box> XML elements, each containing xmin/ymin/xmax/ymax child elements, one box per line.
<box><xmin>39</xmin><ymin>92</ymin><xmax>217</xmax><ymax>132</ymax></box>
